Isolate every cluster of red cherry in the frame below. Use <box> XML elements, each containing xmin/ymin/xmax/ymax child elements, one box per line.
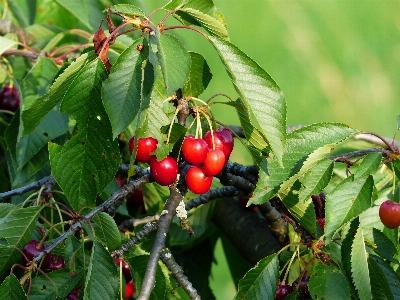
<box><xmin>22</xmin><ymin>239</ymin><xmax>65</xmax><ymax>271</ymax></box>
<box><xmin>114</xmin><ymin>258</ymin><xmax>135</xmax><ymax>299</ymax></box>
<box><xmin>128</xmin><ymin>127</ymin><xmax>233</xmax><ymax>194</ymax></box>
<box><xmin>275</xmin><ymin>276</ymin><xmax>311</xmax><ymax>300</ymax></box>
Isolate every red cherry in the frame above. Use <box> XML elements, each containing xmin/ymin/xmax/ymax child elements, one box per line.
<box><xmin>64</xmin><ymin>286</ymin><xmax>82</xmax><ymax>300</ymax></box>
<box><xmin>129</xmin><ymin>136</ymin><xmax>135</xmax><ymax>154</ymax></box>
<box><xmin>203</xmin><ymin>149</ymin><xmax>225</xmax><ymax>176</ymax></box>
<box><xmin>115</xmin><ymin>258</ymin><xmax>132</xmax><ymax>282</ymax></box>
<box><xmin>292</xmin><ymin>276</ymin><xmax>311</xmax><ymax>299</ymax></box>
<box><xmin>115</xmin><ymin>177</ymin><xmax>124</xmax><ymax>188</ymax></box>
<box><xmin>126</xmin><ymin>186</ymin><xmax>145</xmax><ymax>213</ymax></box>
<box><xmin>126</xmin><ymin>280</ymin><xmax>135</xmax><ymax>299</ymax></box>
<box><xmin>22</xmin><ymin>240</ymin><xmax>47</xmax><ymax>264</ymax></box>
<box><xmin>204</xmin><ymin>128</ymin><xmax>234</xmax><ymax>161</ymax></box>
<box><xmin>317</xmin><ymin>217</ymin><xmax>325</xmax><ymax>232</ymax></box>
<box><xmin>150</xmin><ymin>156</ymin><xmax>178</xmax><ymax>186</ymax></box>
<box><xmin>274</xmin><ymin>282</ymin><xmax>293</xmax><ymax>300</ymax></box>
<box><xmin>181</xmin><ymin>136</ymin><xmax>208</xmax><ymax>165</ymax></box>
<box><xmin>0</xmin><ymin>84</ymin><xmax>20</xmax><ymax>112</ymax></box>
<box><xmin>45</xmin><ymin>254</ymin><xmax>66</xmax><ymax>270</ymax></box>
<box><xmin>186</xmin><ymin>166</ymin><xmax>213</xmax><ymax>194</ymax></box>
<box><xmin>129</xmin><ymin>136</ymin><xmax>158</xmax><ymax>162</ymax></box>
<box><xmin>379</xmin><ymin>200</ymin><xmax>400</xmax><ymax>229</ymax></box>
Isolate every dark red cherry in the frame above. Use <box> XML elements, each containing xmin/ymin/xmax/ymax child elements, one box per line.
<box><xmin>274</xmin><ymin>282</ymin><xmax>293</xmax><ymax>300</ymax></box>
<box><xmin>203</xmin><ymin>149</ymin><xmax>225</xmax><ymax>176</ymax></box>
<box><xmin>0</xmin><ymin>84</ymin><xmax>20</xmax><ymax>112</ymax></box>
<box><xmin>181</xmin><ymin>136</ymin><xmax>209</xmax><ymax>165</ymax></box>
<box><xmin>317</xmin><ymin>217</ymin><xmax>325</xmax><ymax>232</ymax></box>
<box><xmin>292</xmin><ymin>276</ymin><xmax>311</xmax><ymax>299</ymax></box>
<box><xmin>22</xmin><ymin>240</ymin><xmax>47</xmax><ymax>264</ymax></box>
<box><xmin>186</xmin><ymin>166</ymin><xmax>213</xmax><ymax>194</ymax></box>
<box><xmin>64</xmin><ymin>286</ymin><xmax>82</xmax><ymax>300</ymax></box>
<box><xmin>45</xmin><ymin>254</ymin><xmax>66</xmax><ymax>270</ymax></box>
<box><xmin>150</xmin><ymin>156</ymin><xmax>178</xmax><ymax>186</ymax></box>
<box><xmin>115</xmin><ymin>258</ymin><xmax>132</xmax><ymax>282</ymax></box>
<box><xmin>115</xmin><ymin>177</ymin><xmax>124</xmax><ymax>188</ymax></box>
<box><xmin>126</xmin><ymin>186</ymin><xmax>145</xmax><ymax>213</ymax></box>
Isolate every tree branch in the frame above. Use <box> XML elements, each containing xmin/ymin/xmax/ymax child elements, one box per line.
<box><xmin>185</xmin><ymin>186</ymin><xmax>239</xmax><ymax>210</ymax></box>
<box><xmin>0</xmin><ymin>175</ymin><xmax>56</xmax><ymax>201</ymax></box>
<box><xmin>137</xmin><ymin>185</ymin><xmax>183</xmax><ymax>300</ymax></box>
<box><xmin>160</xmin><ymin>249</ymin><xmax>201</xmax><ymax>300</ymax></box>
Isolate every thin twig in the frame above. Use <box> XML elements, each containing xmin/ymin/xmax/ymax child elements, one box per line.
<box><xmin>0</xmin><ymin>175</ymin><xmax>56</xmax><ymax>201</ymax></box>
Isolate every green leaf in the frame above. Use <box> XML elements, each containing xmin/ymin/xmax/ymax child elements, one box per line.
<box><xmin>368</xmin><ymin>255</ymin><xmax>394</xmax><ymax>300</ymax></box>
<box><xmin>0</xmin><ymin>274</ymin><xmax>28</xmax><ymax>300</ymax></box>
<box><xmin>17</xmin><ymin>109</ymin><xmax>68</xmax><ymax>168</ymax></box>
<box><xmin>250</xmin><ymin>123</ymin><xmax>357</xmax><ymax>205</ymax></box>
<box><xmin>107</xmin><ymin>4</ymin><xmax>146</xmax><ymax>18</ymax></box>
<box><xmin>351</xmin><ymin>226</ymin><xmax>372</xmax><ymax>300</ymax></box>
<box><xmin>0</xmin><ymin>206</ymin><xmax>42</xmax><ymax>246</ymax></box>
<box><xmin>373</xmin><ymin>255</ymin><xmax>400</xmax><ymax>298</ymax></box>
<box><xmin>128</xmin><ymin>255</ymin><xmax>167</xmax><ymax>299</ymax></box>
<box><xmin>180</xmin><ymin>7</ymin><xmax>229</xmax><ymax>40</ymax></box>
<box><xmin>298</xmin><ymin>159</ymin><xmax>333</xmax><ymax>203</ymax></box>
<box><xmin>102</xmin><ymin>38</ymin><xmax>153</xmax><ymax>139</ymax></box>
<box><xmin>182</xmin><ymin>52</ymin><xmax>212</xmax><ymax>98</ymax></box>
<box><xmin>55</xmin><ymin>0</ymin><xmax>92</xmax><ymax>30</ymax></box>
<box><xmin>282</xmin><ymin>181</ymin><xmax>316</xmax><ymax>235</ymax></box>
<box><xmin>235</xmin><ymin>254</ymin><xmax>279</xmax><ymax>300</ymax></box>
<box><xmin>0</xmin><ymin>36</ymin><xmax>17</xmax><ymax>56</ymax></box>
<box><xmin>308</xmin><ymin>264</ymin><xmax>350</xmax><ymax>300</ymax></box>
<box><xmin>29</xmin><ymin>268</ymin><xmax>83</xmax><ymax>300</ymax></box>
<box><xmin>341</xmin><ymin>218</ymin><xmax>359</xmax><ymax>280</ymax></box>
<box><xmin>0</xmin><ymin>204</ymin><xmax>14</xmax><ymax>218</ymax></box>
<box><xmin>363</xmin><ymin>228</ymin><xmax>397</xmax><ymax>262</ymax></box>
<box><xmin>155</xmin><ymin>31</ymin><xmax>190</xmax><ymax>95</ymax></box>
<box><xmin>209</xmin><ymin>36</ymin><xmax>286</xmax><ymax>164</ymax></box>
<box><xmin>325</xmin><ymin>175</ymin><xmax>373</xmax><ymax>242</ymax></box>
<box><xmin>0</xmin><ymin>246</ymin><xmax>20</xmax><ymax>279</ymax></box>
<box><xmin>84</xmin><ymin>241</ymin><xmax>119</xmax><ymax>300</ymax></box>
<box><xmin>21</xmin><ymin>51</ymin><xmax>96</xmax><ymax>135</ymax></box>
<box><xmin>82</xmin><ymin>212</ymin><xmax>121</xmax><ymax>251</ymax></box>
<box><xmin>49</xmin><ymin>59</ymin><xmax>121</xmax><ymax>210</ymax></box>
<box><xmin>355</xmin><ymin>152</ymin><xmax>382</xmax><ymax>178</ymax></box>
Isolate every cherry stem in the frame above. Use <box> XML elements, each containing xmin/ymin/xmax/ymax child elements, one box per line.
<box><xmin>164</xmin><ymin>25</ymin><xmax>208</xmax><ymax>39</ymax></box>
<box><xmin>166</xmin><ymin>105</ymin><xmax>182</xmax><ymax>145</ymax></box>
<box><xmin>206</xmin><ymin>93</ymin><xmax>233</xmax><ymax>104</ymax></box>
<box><xmin>53</xmin><ymin>43</ymin><xmax>91</xmax><ymax>61</ymax></box>
<box><xmin>362</xmin><ymin>132</ymin><xmax>397</xmax><ymax>153</ymax></box>
<box><xmin>98</xmin><ymin>22</ymin><xmax>131</xmax><ymax>57</ymax></box>
<box><xmin>283</xmin><ymin>245</ymin><xmax>299</xmax><ymax>284</ymax></box>
<box><xmin>159</xmin><ymin>7</ymin><xmax>183</xmax><ymax>25</ymax></box>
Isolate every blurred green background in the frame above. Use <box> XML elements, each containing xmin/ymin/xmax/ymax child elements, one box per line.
<box><xmin>143</xmin><ymin>0</ymin><xmax>400</xmax><ymax>141</ymax></box>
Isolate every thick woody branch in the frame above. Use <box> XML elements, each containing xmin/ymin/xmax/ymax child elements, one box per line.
<box><xmin>0</xmin><ymin>175</ymin><xmax>56</xmax><ymax>201</ymax></box>
<box><xmin>138</xmin><ymin>185</ymin><xmax>183</xmax><ymax>300</ymax></box>
<box><xmin>216</xmin><ymin>172</ymin><xmax>255</xmax><ymax>196</ymax></box>
<box><xmin>259</xmin><ymin>201</ymin><xmax>288</xmax><ymax>244</ymax></box>
<box><xmin>160</xmin><ymin>249</ymin><xmax>201</xmax><ymax>300</ymax></box>
<box><xmin>213</xmin><ymin>197</ymin><xmax>281</xmax><ymax>265</ymax></box>
<box><xmin>223</xmin><ymin>161</ymin><xmax>258</xmax><ymax>183</ymax></box>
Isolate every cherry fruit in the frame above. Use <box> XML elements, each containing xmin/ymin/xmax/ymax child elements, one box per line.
<box><xmin>317</xmin><ymin>217</ymin><xmax>325</xmax><ymax>232</ymax></box>
<box><xmin>45</xmin><ymin>254</ymin><xmax>66</xmax><ymax>270</ymax></box>
<box><xmin>181</xmin><ymin>136</ymin><xmax>209</xmax><ymax>165</ymax></box>
<box><xmin>292</xmin><ymin>276</ymin><xmax>311</xmax><ymax>299</ymax></box>
<box><xmin>204</xmin><ymin>128</ymin><xmax>234</xmax><ymax>161</ymax></box>
<box><xmin>274</xmin><ymin>282</ymin><xmax>293</xmax><ymax>300</ymax></box>
<box><xmin>203</xmin><ymin>149</ymin><xmax>225</xmax><ymax>176</ymax></box>
<box><xmin>126</xmin><ymin>187</ymin><xmax>145</xmax><ymax>213</ymax></box>
<box><xmin>150</xmin><ymin>156</ymin><xmax>178</xmax><ymax>186</ymax></box>
<box><xmin>379</xmin><ymin>200</ymin><xmax>400</xmax><ymax>229</ymax></box>
<box><xmin>22</xmin><ymin>240</ymin><xmax>47</xmax><ymax>264</ymax></box>
<box><xmin>126</xmin><ymin>280</ymin><xmax>135</xmax><ymax>299</ymax></box>
<box><xmin>129</xmin><ymin>136</ymin><xmax>158</xmax><ymax>163</ymax></box>
<box><xmin>186</xmin><ymin>166</ymin><xmax>213</xmax><ymax>194</ymax></box>
<box><xmin>115</xmin><ymin>177</ymin><xmax>124</xmax><ymax>188</ymax></box>
<box><xmin>115</xmin><ymin>258</ymin><xmax>132</xmax><ymax>282</ymax></box>
<box><xmin>0</xmin><ymin>84</ymin><xmax>20</xmax><ymax>112</ymax></box>
<box><xmin>311</xmin><ymin>193</ymin><xmax>326</xmax><ymax>218</ymax></box>
<box><xmin>64</xmin><ymin>286</ymin><xmax>82</xmax><ymax>300</ymax></box>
